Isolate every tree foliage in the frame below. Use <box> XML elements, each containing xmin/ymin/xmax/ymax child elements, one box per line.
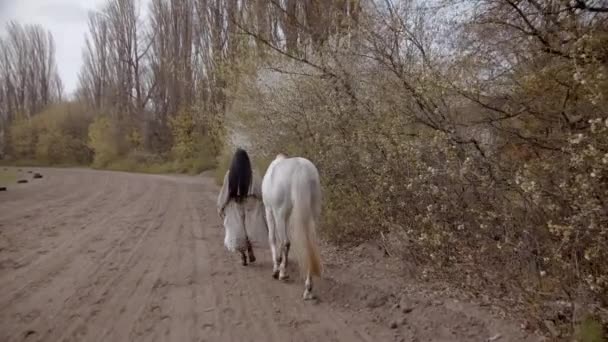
<box><xmin>225</xmin><ymin>0</ymin><xmax>608</xmax><ymax>335</ymax></box>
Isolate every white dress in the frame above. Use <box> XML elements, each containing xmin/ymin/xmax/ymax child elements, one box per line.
<box><xmin>217</xmin><ymin>171</ymin><xmax>269</xmax><ymax>252</ymax></box>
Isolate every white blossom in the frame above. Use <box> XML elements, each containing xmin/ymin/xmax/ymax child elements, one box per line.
<box><xmin>569</xmin><ymin>133</ymin><xmax>584</xmax><ymax>145</ymax></box>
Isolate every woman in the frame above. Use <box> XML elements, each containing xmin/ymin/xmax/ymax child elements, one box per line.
<box><xmin>217</xmin><ymin>148</ymin><xmax>268</xmax><ymax>266</ymax></box>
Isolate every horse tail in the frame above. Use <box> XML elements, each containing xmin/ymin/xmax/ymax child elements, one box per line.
<box><xmin>291</xmin><ymin>171</ymin><xmax>322</xmax><ymax>278</ymax></box>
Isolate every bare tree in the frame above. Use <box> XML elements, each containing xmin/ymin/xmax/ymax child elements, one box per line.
<box><xmin>0</xmin><ymin>21</ymin><xmax>62</xmax><ymax>122</ymax></box>
<box><xmin>78</xmin><ymin>12</ymin><xmax>111</xmax><ymax>109</ymax></box>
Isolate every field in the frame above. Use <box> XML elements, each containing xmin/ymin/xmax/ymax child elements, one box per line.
<box><xmin>0</xmin><ymin>168</ymin><xmax>539</xmax><ymax>341</ymax></box>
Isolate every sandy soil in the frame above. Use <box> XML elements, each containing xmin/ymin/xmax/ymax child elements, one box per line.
<box><xmin>0</xmin><ymin>168</ymin><xmax>542</xmax><ymax>342</ymax></box>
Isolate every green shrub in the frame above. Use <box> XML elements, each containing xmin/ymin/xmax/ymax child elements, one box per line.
<box><xmin>8</xmin><ymin>117</ymin><xmax>38</xmax><ymax>160</ymax></box>
<box><xmin>170</xmin><ymin>109</ymin><xmax>198</xmax><ymax>161</ymax></box>
<box><xmin>88</xmin><ymin>116</ymin><xmax>119</xmax><ymax>168</ymax></box>
<box><xmin>36</xmin><ymin>130</ymin><xmax>67</xmax><ymax>163</ymax></box>
<box><xmin>168</xmin><ymin>109</ymin><xmax>218</xmax><ymax>174</ymax></box>
<box><xmin>7</xmin><ymin>103</ymin><xmax>92</xmax><ymax>165</ymax></box>
<box><xmin>576</xmin><ymin>317</ymin><xmax>605</xmax><ymax>342</ymax></box>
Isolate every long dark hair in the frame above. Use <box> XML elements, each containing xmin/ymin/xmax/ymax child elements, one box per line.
<box><xmin>228</xmin><ymin>148</ymin><xmax>252</xmax><ymax>203</ymax></box>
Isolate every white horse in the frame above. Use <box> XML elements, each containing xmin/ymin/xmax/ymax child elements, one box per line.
<box><xmin>262</xmin><ymin>154</ymin><xmax>322</xmax><ymax>300</ymax></box>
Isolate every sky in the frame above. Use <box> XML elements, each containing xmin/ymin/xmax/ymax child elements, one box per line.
<box><xmin>0</xmin><ymin>0</ymin><xmax>149</xmax><ymax>97</ymax></box>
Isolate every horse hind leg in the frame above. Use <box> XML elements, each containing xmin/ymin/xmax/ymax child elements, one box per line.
<box><xmin>279</xmin><ymin>241</ymin><xmax>290</xmax><ymax>281</ymax></box>
<box><xmin>240</xmin><ymin>250</ymin><xmax>248</xmax><ymax>266</ymax></box>
<box><xmin>303</xmin><ymin>271</ymin><xmax>315</xmax><ymax>300</ymax></box>
<box><xmin>266</xmin><ymin>207</ymin><xmax>280</xmax><ymax>279</ymax></box>
<box><xmin>246</xmin><ymin>238</ymin><xmax>256</xmax><ymax>263</ymax></box>
<box><xmin>274</xmin><ymin>209</ymin><xmax>289</xmax><ymax>281</ymax></box>
<box><xmin>303</xmin><ymin>203</ymin><xmax>320</xmax><ymax>300</ymax></box>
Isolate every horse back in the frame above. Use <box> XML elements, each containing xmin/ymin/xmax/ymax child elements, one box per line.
<box><xmin>262</xmin><ymin>157</ymin><xmax>320</xmax><ymax>207</ymax></box>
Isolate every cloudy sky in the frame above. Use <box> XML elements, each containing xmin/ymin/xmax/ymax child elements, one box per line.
<box><xmin>0</xmin><ymin>0</ymin><xmax>149</xmax><ymax>97</ymax></box>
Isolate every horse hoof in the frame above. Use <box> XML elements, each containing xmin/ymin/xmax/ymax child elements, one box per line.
<box><xmin>272</xmin><ymin>271</ymin><xmax>279</xmax><ymax>279</ymax></box>
<box><xmin>279</xmin><ymin>274</ymin><xmax>289</xmax><ymax>281</ymax></box>
<box><xmin>303</xmin><ymin>291</ymin><xmax>316</xmax><ymax>301</ymax></box>
<box><xmin>248</xmin><ymin>255</ymin><xmax>256</xmax><ymax>263</ymax></box>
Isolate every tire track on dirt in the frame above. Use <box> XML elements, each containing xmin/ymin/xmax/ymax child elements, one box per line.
<box><xmin>0</xmin><ymin>173</ymin><xmax>114</xmax><ymax>273</ymax></box>
<box><xmin>126</xmin><ymin>183</ymin><xmax>199</xmax><ymax>342</ymax></box>
<box><xmin>0</xmin><ymin>177</ymin><xmax>141</xmax><ymax>307</ymax></box>
<box><xmin>0</xmin><ymin>169</ymin><xmax>91</xmax><ymax>222</ymax></box>
<box><xmin>52</xmin><ymin>183</ymin><xmax>174</xmax><ymax>342</ymax></box>
<box><xmin>93</xmin><ymin>182</ymin><xmax>185</xmax><ymax>342</ymax></box>
<box><xmin>184</xmin><ymin>187</ymin><xmax>236</xmax><ymax>342</ymax></box>
<box><xmin>0</xmin><ymin>177</ymin><xmax>155</xmax><ymax>341</ymax></box>
<box><xmin>10</xmin><ymin>179</ymin><xmax>164</xmax><ymax>342</ymax></box>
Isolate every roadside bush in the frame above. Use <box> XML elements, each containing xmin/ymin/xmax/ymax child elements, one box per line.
<box><xmin>7</xmin><ymin>103</ymin><xmax>92</xmax><ymax>165</ymax></box>
<box><xmin>229</xmin><ymin>12</ymin><xmax>608</xmax><ymax>333</ymax></box>
<box><xmin>35</xmin><ymin>104</ymin><xmax>92</xmax><ymax>164</ymax></box>
<box><xmin>8</xmin><ymin>116</ymin><xmax>38</xmax><ymax>160</ymax></box>
<box><xmin>170</xmin><ymin>109</ymin><xmax>198</xmax><ymax>161</ymax></box>
<box><xmin>88</xmin><ymin>116</ymin><xmax>120</xmax><ymax>168</ymax></box>
<box><xmin>168</xmin><ymin>109</ymin><xmax>218</xmax><ymax>174</ymax></box>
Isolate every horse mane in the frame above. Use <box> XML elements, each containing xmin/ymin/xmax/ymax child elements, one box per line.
<box><xmin>228</xmin><ymin>148</ymin><xmax>252</xmax><ymax>203</ymax></box>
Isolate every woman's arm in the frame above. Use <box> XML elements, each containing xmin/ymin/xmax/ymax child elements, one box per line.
<box><xmin>250</xmin><ymin>171</ymin><xmax>263</xmax><ymax>200</ymax></box>
<box><xmin>217</xmin><ymin>171</ymin><xmax>230</xmax><ymax>217</ymax></box>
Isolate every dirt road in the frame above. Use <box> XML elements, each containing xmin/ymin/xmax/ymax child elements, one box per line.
<box><xmin>0</xmin><ymin>168</ymin><xmax>539</xmax><ymax>342</ymax></box>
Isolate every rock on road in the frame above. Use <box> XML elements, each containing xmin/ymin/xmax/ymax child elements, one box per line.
<box><xmin>0</xmin><ymin>168</ymin><xmax>539</xmax><ymax>342</ymax></box>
